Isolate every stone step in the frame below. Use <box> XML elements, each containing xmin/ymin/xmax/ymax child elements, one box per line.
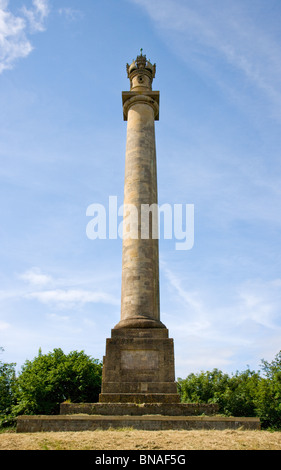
<box><xmin>16</xmin><ymin>415</ymin><xmax>261</xmax><ymax>433</ymax></box>
<box><xmin>60</xmin><ymin>402</ymin><xmax>219</xmax><ymax>416</ymax></box>
<box><xmin>99</xmin><ymin>393</ymin><xmax>180</xmax><ymax>403</ymax></box>
<box><xmin>101</xmin><ymin>381</ymin><xmax>178</xmax><ymax>394</ymax></box>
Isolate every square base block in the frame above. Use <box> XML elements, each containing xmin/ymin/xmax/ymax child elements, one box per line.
<box><xmin>99</xmin><ymin>327</ymin><xmax>180</xmax><ymax>403</ymax></box>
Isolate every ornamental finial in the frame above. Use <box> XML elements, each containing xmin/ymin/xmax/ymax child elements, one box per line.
<box><xmin>126</xmin><ymin>52</ymin><xmax>156</xmax><ymax>91</ymax></box>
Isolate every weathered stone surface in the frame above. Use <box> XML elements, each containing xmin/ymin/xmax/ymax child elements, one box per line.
<box><xmin>101</xmin><ymin>382</ymin><xmax>177</xmax><ymax>394</ymax></box>
<box><xmin>117</xmin><ymin>102</ymin><xmax>161</xmax><ymax>330</ymax></box>
<box><xmin>99</xmin><ymin>394</ymin><xmax>180</xmax><ymax>404</ymax></box>
<box><xmin>101</xmin><ymin>54</ymin><xmax>178</xmax><ymax>403</ymax></box>
<box><xmin>115</xmin><ymin>54</ymin><xmax>161</xmax><ymax>331</ymax></box>
<box><xmin>60</xmin><ymin>402</ymin><xmax>220</xmax><ymax>416</ymax></box>
<box><xmin>17</xmin><ymin>415</ymin><xmax>261</xmax><ymax>433</ymax></box>
<box><xmin>99</xmin><ymin>328</ymin><xmax>179</xmax><ymax>403</ymax></box>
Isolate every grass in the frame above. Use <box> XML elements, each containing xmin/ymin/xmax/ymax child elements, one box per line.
<box><xmin>0</xmin><ymin>428</ymin><xmax>281</xmax><ymax>450</ymax></box>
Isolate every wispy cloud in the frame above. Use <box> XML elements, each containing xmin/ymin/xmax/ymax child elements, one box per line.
<box><xmin>0</xmin><ymin>0</ymin><xmax>49</xmax><ymax>73</ymax></box>
<box><xmin>161</xmin><ymin>261</ymin><xmax>281</xmax><ymax>373</ymax></box>
<box><xmin>130</xmin><ymin>0</ymin><xmax>281</xmax><ymax>117</ymax></box>
<box><xmin>16</xmin><ymin>267</ymin><xmax>120</xmax><ymax>309</ymax></box>
<box><xmin>0</xmin><ymin>267</ymin><xmax>119</xmax><ymax>312</ymax></box>
<box><xmin>163</xmin><ymin>265</ymin><xmax>201</xmax><ymax>311</ymax></box>
<box><xmin>18</xmin><ymin>267</ymin><xmax>53</xmax><ymax>287</ymax></box>
<box><xmin>1</xmin><ymin>267</ymin><xmax>118</xmax><ymax>367</ymax></box>
<box><xmin>26</xmin><ymin>288</ymin><xmax>119</xmax><ymax>308</ymax></box>
<box><xmin>237</xmin><ymin>278</ymin><xmax>281</xmax><ymax>331</ymax></box>
<box><xmin>58</xmin><ymin>7</ymin><xmax>84</xmax><ymax>23</ymax></box>
<box><xmin>163</xmin><ymin>262</ymin><xmax>281</xmax><ymax>334</ymax></box>
<box><xmin>22</xmin><ymin>0</ymin><xmax>49</xmax><ymax>32</ymax></box>
<box><xmin>0</xmin><ymin>320</ymin><xmax>9</xmax><ymax>331</ymax></box>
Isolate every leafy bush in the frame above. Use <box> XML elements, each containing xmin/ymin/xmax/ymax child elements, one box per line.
<box><xmin>0</xmin><ymin>349</ymin><xmax>17</xmax><ymax>427</ymax></box>
<box><xmin>13</xmin><ymin>348</ymin><xmax>102</xmax><ymax>416</ymax></box>
<box><xmin>254</xmin><ymin>352</ymin><xmax>281</xmax><ymax>429</ymax></box>
<box><xmin>178</xmin><ymin>350</ymin><xmax>281</xmax><ymax>429</ymax></box>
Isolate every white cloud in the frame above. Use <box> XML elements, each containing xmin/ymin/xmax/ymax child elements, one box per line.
<box><xmin>58</xmin><ymin>7</ymin><xmax>83</xmax><ymax>22</ymax></box>
<box><xmin>176</xmin><ymin>348</ymin><xmax>236</xmax><ymax>375</ymax></box>
<box><xmin>22</xmin><ymin>0</ymin><xmax>49</xmax><ymax>32</ymax></box>
<box><xmin>161</xmin><ymin>261</ymin><xmax>281</xmax><ymax>374</ymax></box>
<box><xmin>164</xmin><ymin>263</ymin><xmax>281</xmax><ymax>336</ymax></box>
<box><xmin>26</xmin><ymin>289</ymin><xmax>119</xmax><ymax>307</ymax></box>
<box><xmin>0</xmin><ymin>320</ymin><xmax>10</xmax><ymax>331</ymax></box>
<box><xmin>18</xmin><ymin>267</ymin><xmax>53</xmax><ymax>287</ymax></box>
<box><xmin>162</xmin><ymin>264</ymin><xmax>203</xmax><ymax>313</ymax></box>
<box><xmin>16</xmin><ymin>267</ymin><xmax>120</xmax><ymax>309</ymax></box>
<box><xmin>0</xmin><ymin>0</ymin><xmax>31</xmax><ymax>73</ymax></box>
<box><xmin>237</xmin><ymin>279</ymin><xmax>281</xmax><ymax>330</ymax></box>
<box><xmin>129</xmin><ymin>0</ymin><xmax>281</xmax><ymax>117</ymax></box>
<box><xmin>0</xmin><ymin>0</ymin><xmax>49</xmax><ymax>73</ymax></box>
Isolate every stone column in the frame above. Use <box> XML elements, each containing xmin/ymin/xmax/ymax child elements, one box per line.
<box><xmin>99</xmin><ymin>52</ymin><xmax>179</xmax><ymax>404</ymax></box>
<box><xmin>114</xmin><ymin>52</ymin><xmax>165</xmax><ymax>329</ymax></box>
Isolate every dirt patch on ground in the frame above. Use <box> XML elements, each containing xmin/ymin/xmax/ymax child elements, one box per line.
<box><xmin>0</xmin><ymin>429</ymin><xmax>281</xmax><ymax>450</ymax></box>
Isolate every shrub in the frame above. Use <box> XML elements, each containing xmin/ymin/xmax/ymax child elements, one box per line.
<box><xmin>254</xmin><ymin>352</ymin><xmax>281</xmax><ymax>429</ymax></box>
<box><xmin>0</xmin><ymin>349</ymin><xmax>17</xmax><ymax>427</ymax></box>
<box><xmin>13</xmin><ymin>348</ymin><xmax>102</xmax><ymax>416</ymax></box>
<box><xmin>178</xmin><ymin>351</ymin><xmax>281</xmax><ymax>429</ymax></box>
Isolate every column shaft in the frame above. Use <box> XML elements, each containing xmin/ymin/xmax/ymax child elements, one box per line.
<box><xmin>116</xmin><ymin>101</ymin><xmax>163</xmax><ymax>328</ymax></box>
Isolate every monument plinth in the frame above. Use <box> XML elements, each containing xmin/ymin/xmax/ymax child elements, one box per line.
<box><xmin>99</xmin><ymin>51</ymin><xmax>179</xmax><ymax>404</ymax></box>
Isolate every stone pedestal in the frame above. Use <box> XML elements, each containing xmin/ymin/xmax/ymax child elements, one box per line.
<box><xmin>99</xmin><ymin>328</ymin><xmax>180</xmax><ymax>404</ymax></box>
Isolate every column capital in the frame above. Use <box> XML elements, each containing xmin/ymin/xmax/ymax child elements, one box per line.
<box><xmin>122</xmin><ymin>91</ymin><xmax>160</xmax><ymax>121</ymax></box>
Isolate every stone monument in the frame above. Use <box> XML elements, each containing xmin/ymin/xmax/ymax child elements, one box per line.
<box><xmin>99</xmin><ymin>50</ymin><xmax>179</xmax><ymax>404</ymax></box>
<box><xmin>17</xmin><ymin>52</ymin><xmax>260</xmax><ymax>432</ymax></box>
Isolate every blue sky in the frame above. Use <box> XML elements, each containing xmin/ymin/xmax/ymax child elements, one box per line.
<box><xmin>1</xmin><ymin>0</ymin><xmax>281</xmax><ymax>379</ymax></box>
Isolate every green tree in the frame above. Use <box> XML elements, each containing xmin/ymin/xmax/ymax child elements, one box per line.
<box><xmin>178</xmin><ymin>368</ymin><xmax>230</xmax><ymax>405</ymax></box>
<box><xmin>0</xmin><ymin>348</ymin><xmax>17</xmax><ymax>427</ymax></box>
<box><xmin>178</xmin><ymin>355</ymin><xmax>281</xmax><ymax>429</ymax></box>
<box><xmin>260</xmin><ymin>350</ymin><xmax>281</xmax><ymax>379</ymax></box>
<box><xmin>220</xmin><ymin>368</ymin><xmax>261</xmax><ymax>417</ymax></box>
<box><xmin>178</xmin><ymin>367</ymin><xmax>261</xmax><ymax>417</ymax></box>
<box><xmin>254</xmin><ymin>351</ymin><xmax>281</xmax><ymax>429</ymax></box>
<box><xmin>14</xmin><ymin>348</ymin><xmax>102</xmax><ymax>416</ymax></box>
